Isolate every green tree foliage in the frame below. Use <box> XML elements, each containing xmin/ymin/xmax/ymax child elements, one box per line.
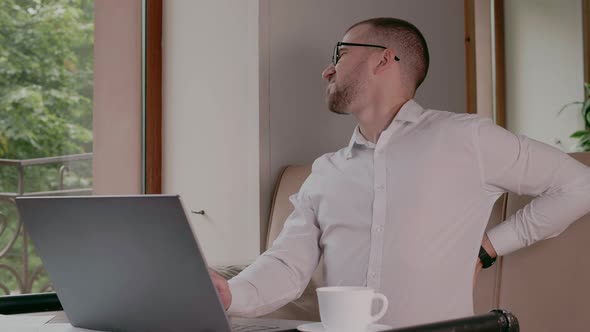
<box><xmin>0</xmin><ymin>0</ymin><xmax>93</xmax><ymax>193</ymax></box>
<box><xmin>0</xmin><ymin>0</ymin><xmax>94</xmax><ymax>295</ymax></box>
<box><xmin>0</xmin><ymin>0</ymin><xmax>94</xmax><ymax>160</ymax></box>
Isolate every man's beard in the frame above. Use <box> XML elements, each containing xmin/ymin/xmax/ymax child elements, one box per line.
<box><xmin>327</xmin><ymin>79</ymin><xmax>359</xmax><ymax>115</ymax></box>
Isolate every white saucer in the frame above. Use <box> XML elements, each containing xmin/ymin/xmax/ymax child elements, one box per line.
<box><xmin>297</xmin><ymin>322</ymin><xmax>392</xmax><ymax>332</ymax></box>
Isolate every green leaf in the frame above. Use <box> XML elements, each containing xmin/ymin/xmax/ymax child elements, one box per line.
<box><xmin>570</xmin><ymin>130</ymin><xmax>590</xmax><ymax>138</ymax></box>
<box><xmin>583</xmin><ymin>98</ymin><xmax>590</xmax><ymax>116</ymax></box>
<box><xmin>557</xmin><ymin>101</ymin><xmax>583</xmax><ymax>116</ymax></box>
<box><xmin>579</xmin><ymin>135</ymin><xmax>590</xmax><ymax>146</ymax></box>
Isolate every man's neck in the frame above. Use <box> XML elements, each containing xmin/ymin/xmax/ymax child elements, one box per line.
<box><xmin>356</xmin><ymin>98</ymin><xmax>410</xmax><ymax>144</ymax></box>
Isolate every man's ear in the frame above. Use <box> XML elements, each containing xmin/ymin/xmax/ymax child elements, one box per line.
<box><xmin>374</xmin><ymin>49</ymin><xmax>394</xmax><ymax>74</ymax></box>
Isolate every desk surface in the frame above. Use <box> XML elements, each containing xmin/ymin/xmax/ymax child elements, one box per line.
<box><xmin>23</xmin><ymin>310</ymin><xmax>68</xmax><ymax>323</ymax></box>
<box><xmin>22</xmin><ymin>311</ymin><xmax>308</xmax><ymax>331</ymax></box>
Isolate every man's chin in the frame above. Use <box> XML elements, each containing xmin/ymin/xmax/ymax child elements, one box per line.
<box><xmin>328</xmin><ymin>105</ymin><xmax>351</xmax><ymax>115</ymax></box>
<box><xmin>326</xmin><ymin>97</ymin><xmax>350</xmax><ymax>115</ymax></box>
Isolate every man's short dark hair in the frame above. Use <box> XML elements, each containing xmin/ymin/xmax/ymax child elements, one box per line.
<box><xmin>347</xmin><ymin>17</ymin><xmax>430</xmax><ymax>91</ymax></box>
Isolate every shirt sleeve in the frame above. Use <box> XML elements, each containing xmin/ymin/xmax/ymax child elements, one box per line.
<box><xmin>473</xmin><ymin>118</ymin><xmax>590</xmax><ymax>256</ymax></box>
<box><xmin>226</xmin><ymin>189</ymin><xmax>321</xmax><ymax>317</ymax></box>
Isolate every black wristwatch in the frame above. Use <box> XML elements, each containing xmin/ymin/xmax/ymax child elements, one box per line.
<box><xmin>478</xmin><ymin>246</ymin><xmax>497</xmax><ymax>269</ymax></box>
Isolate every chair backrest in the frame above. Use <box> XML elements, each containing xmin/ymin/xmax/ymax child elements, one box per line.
<box><xmin>473</xmin><ymin>193</ymin><xmax>506</xmax><ymax>314</ymax></box>
<box><xmin>266</xmin><ymin>165</ymin><xmax>312</xmax><ymax>249</ymax></box>
<box><xmin>495</xmin><ymin>152</ymin><xmax>590</xmax><ymax>332</ymax></box>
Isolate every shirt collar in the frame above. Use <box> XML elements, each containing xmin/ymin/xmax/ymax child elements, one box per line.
<box><xmin>344</xmin><ymin>99</ymin><xmax>424</xmax><ymax>160</ymax></box>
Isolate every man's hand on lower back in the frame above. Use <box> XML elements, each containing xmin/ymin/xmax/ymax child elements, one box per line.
<box><xmin>473</xmin><ymin>233</ymin><xmax>497</xmax><ymax>290</ymax></box>
<box><xmin>480</xmin><ymin>233</ymin><xmax>498</xmax><ymax>258</ymax></box>
<box><xmin>209</xmin><ymin>268</ymin><xmax>232</xmax><ymax>310</ymax></box>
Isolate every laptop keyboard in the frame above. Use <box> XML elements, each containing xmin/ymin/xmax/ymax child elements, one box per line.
<box><xmin>231</xmin><ymin>323</ymin><xmax>280</xmax><ymax>331</ymax></box>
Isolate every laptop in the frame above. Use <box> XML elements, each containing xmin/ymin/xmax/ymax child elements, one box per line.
<box><xmin>16</xmin><ymin>195</ymin><xmax>305</xmax><ymax>332</ymax></box>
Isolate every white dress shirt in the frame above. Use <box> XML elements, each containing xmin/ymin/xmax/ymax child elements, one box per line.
<box><xmin>227</xmin><ymin>99</ymin><xmax>590</xmax><ymax>328</ymax></box>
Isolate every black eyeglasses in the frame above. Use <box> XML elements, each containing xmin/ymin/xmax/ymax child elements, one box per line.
<box><xmin>332</xmin><ymin>42</ymin><xmax>400</xmax><ymax>65</ymax></box>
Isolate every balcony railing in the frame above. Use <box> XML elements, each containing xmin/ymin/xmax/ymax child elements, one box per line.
<box><xmin>0</xmin><ymin>153</ymin><xmax>93</xmax><ymax>295</ymax></box>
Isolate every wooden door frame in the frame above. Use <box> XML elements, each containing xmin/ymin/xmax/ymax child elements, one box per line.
<box><xmin>144</xmin><ymin>0</ymin><xmax>162</xmax><ymax>194</ymax></box>
<box><xmin>493</xmin><ymin>0</ymin><xmax>506</xmax><ymax>128</ymax></box>
<box><xmin>583</xmin><ymin>0</ymin><xmax>590</xmax><ymax>86</ymax></box>
<box><xmin>478</xmin><ymin>0</ymin><xmax>590</xmax><ymax>129</ymax></box>
<box><xmin>464</xmin><ymin>0</ymin><xmax>507</xmax><ymax>127</ymax></box>
<box><xmin>464</xmin><ymin>0</ymin><xmax>477</xmax><ymax>114</ymax></box>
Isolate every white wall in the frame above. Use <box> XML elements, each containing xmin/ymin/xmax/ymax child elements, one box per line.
<box><xmin>93</xmin><ymin>0</ymin><xmax>142</xmax><ymax>195</ymax></box>
<box><xmin>505</xmin><ymin>0</ymin><xmax>585</xmax><ymax>150</ymax></box>
<box><xmin>265</xmin><ymin>0</ymin><xmax>467</xmax><ymax>198</ymax></box>
<box><xmin>162</xmin><ymin>0</ymin><xmax>260</xmax><ymax>265</ymax></box>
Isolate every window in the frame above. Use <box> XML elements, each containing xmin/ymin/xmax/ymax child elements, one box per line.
<box><xmin>0</xmin><ymin>0</ymin><xmax>157</xmax><ymax>307</ymax></box>
<box><xmin>0</xmin><ymin>0</ymin><xmax>95</xmax><ymax>296</ymax></box>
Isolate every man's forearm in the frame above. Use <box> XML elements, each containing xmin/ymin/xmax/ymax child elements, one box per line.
<box><xmin>476</xmin><ymin>119</ymin><xmax>590</xmax><ymax>257</ymax></box>
<box><xmin>227</xmin><ymin>254</ymin><xmax>316</xmax><ymax>317</ymax></box>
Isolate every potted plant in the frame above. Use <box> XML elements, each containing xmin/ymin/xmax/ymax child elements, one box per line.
<box><xmin>558</xmin><ymin>83</ymin><xmax>590</xmax><ymax>152</ymax></box>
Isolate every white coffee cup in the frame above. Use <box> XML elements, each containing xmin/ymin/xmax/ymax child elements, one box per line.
<box><xmin>316</xmin><ymin>286</ymin><xmax>388</xmax><ymax>332</ymax></box>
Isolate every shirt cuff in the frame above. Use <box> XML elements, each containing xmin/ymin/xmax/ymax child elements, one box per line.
<box><xmin>486</xmin><ymin>218</ymin><xmax>523</xmax><ymax>257</ymax></box>
<box><xmin>227</xmin><ymin>277</ymin><xmax>258</xmax><ymax>317</ymax></box>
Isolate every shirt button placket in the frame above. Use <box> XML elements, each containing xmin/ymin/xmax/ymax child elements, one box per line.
<box><xmin>368</xmin><ymin>146</ymin><xmax>386</xmax><ymax>290</ymax></box>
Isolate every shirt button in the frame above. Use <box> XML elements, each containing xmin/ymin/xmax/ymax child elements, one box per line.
<box><xmin>376</xmin><ymin>184</ymin><xmax>384</xmax><ymax>191</ymax></box>
<box><xmin>370</xmin><ymin>272</ymin><xmax>377</xmax><ymax>278</ymax></box>
<box><xmin>374</xmin><ymin>226</ymin><xmax>383</xmax><ymax>233</ymax></box>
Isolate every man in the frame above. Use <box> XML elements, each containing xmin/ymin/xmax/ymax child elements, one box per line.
<box><xmin>211</xmin><ymin>17</ymin><xmax>590</xmax><ymax>328</ymax></box>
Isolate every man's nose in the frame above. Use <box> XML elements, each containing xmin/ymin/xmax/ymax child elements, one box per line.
<box><xmin>322</xmin><ymin>64</ymin><xmax>336</xmax><ymax>81</ymax></box>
